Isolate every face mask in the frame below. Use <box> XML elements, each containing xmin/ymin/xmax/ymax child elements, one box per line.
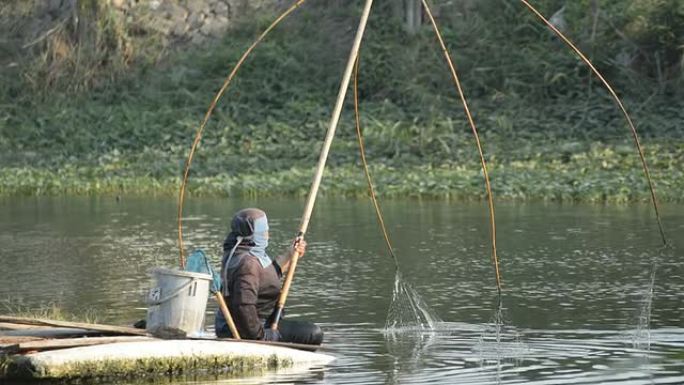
<box><xmin>250</xmin><ymin>215</ymin><xmax>271</xmax><ymax>267</ymax></box>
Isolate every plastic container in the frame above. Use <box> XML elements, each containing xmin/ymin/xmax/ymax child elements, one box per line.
<box><xmin>145</xmin><ymin>267</ymin><xmax>212</xmax><ymax>336</ymax></box>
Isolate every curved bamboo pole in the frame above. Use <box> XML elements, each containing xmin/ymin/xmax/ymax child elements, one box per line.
<box><xmin>177</xmin><ymin>0</ymin><xmax>308</xmax><ymax>268</ymax></box>
<box><xmin>421</xmin><ymin>0</ymin><xmax>502</xmax><ymax>293</ymax></box>
<box><xmin>176</xmin><ymin>0</ymin><xmax>307</xmax><ymax>342</ymax></box>
<box><xmin>519</xmin><ymin>0</ymin><xmax>667</xmax><ymax>246</ymax></box>
<box><xmin>352</xmin><ymin>56</ymin><xmax>399</xmax><ymax>271</ymax></box>
<box><xmin>270</xmin><ymin>0</ymin><xmax>375</xmax><ymax>331</ymax></box>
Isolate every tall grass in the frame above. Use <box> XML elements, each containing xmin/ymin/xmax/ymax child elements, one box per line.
<box><xmin>0</xmin><ymin>298</ymin><xmax>100</xmax><ymax>324</ymax></box>
<box><xmin>1</xmin><ymin>0</ymin><xmax>165</xmax><ymax>94</ymax></box>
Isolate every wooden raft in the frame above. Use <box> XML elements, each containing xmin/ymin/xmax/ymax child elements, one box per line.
<box><xmin>0</xmin><ymin>315</ymin><xmax>333</xmax><ymax>380</ymax></box>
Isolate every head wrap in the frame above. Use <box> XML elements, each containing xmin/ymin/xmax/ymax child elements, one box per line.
<box><xmin>221</xmin><ymin>208</ymin><xmax>272</xmax><ymax>270</ymax></box>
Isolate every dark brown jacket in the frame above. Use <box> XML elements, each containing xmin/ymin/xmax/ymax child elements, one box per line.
<box><xmin>223</xmin><ymin>251</ymin><xmax>281</xmax><ymax>339</ymax></box>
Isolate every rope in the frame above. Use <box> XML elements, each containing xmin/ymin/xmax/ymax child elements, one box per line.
<box><xmin>422</xmin><ymin>0</ymin><xmax>502</xmax><ymax>294</ymax></box>
<box><xmin>177</xmin><ymin>0</ymin><xmax>308</xmax><ymax>268</ymax></box>
<box><xmin>519</xmin><ymin>0</ymin><xmax>667</xmax><ymax>246</ymax></box>
<box><xmin>352</xmin><ymin>56</ymin><xmax>399</xmax><ymax>271</ymax></box>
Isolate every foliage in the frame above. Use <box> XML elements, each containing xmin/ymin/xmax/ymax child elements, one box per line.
<box><xmin>0</xmin><ymin>1</ymin><xmax>682</xmax><ymax>201</ymax></box>
<box><xmin>564</xmin><ymin>0</ymin><xmax>684</xmax><ymax>91</ymax></box>
<box><xmin>0</xmin><ymin>298</ymin><xmax>100</xmax><ymax>323</ymax></box>
<box><xmin>0</xmin><ymin>0</ymin><xmax>164</xmax><ymax>93</ymax></box>
<box><xmin>1</xmin><ymin>133</ymin><xmax>682</xmax><ymax>202</ymax></box>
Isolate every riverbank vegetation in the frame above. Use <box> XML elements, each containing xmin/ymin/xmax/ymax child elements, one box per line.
<box><xmin>1</xmin><ymin>1</ymin><xmax>682</xmax><ymax>202</ymax></box>
<box><xmin>1</xmin><ymin>299</ymin><xmax>99</xmax><ymax>324</ymax></box>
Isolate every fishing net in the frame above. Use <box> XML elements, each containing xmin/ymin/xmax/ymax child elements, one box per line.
<box><xmin>474</xmin><ymin>299</ymin><xmax>528</xmax><ymax>361</ymax></box>
<box><xmin>383</xmin><ymin>271</ymin><xmax>442</xmax><ymax>376</ymax></box>
<box><xmin>184</xmin><ymin>249</ymin><xmax>221</xmax><ymax>293</ymax></box>
<box><xmin>352</xmin><ymin>65</ymin><xmax>442</xmax><ymax>334</ymax></box>
<box><xmin>385</xmin><ymin>271</ymin><xmax>441</xmax><ymax>332</ymax></box>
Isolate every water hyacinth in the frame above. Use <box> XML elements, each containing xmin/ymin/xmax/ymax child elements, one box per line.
<box><xmin>0</xmin><ymin>2</ymin><xmax>682</xmax><ymax>201</ymax></box>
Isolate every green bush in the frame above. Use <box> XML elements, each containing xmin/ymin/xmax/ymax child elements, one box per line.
<box><xmin>0</xmin><ymin>1</ymin><xmax>682</xmax><ymax>200</ymax></box>
<box><xmin>565</xmin><ymin>0</ymin><xmax>684</xmax><ymax>91</ymax></box>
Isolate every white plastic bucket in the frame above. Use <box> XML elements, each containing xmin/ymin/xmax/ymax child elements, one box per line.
<box><xmin>145</xmin><ymin>267</ymin><xmax>212</xmax><ymax>336</ymax></box>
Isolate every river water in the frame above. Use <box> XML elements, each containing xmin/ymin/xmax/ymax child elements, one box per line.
<box><xmin>0</xmin><ymin>196</ymin><xmax>682</xmax><ymax>384</ymax></box>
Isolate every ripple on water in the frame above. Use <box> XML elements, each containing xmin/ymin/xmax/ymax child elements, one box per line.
<box><xmin>2</xmin><ymin>198</ymin><xmax>684</xmax><ymax>384</ymax></box>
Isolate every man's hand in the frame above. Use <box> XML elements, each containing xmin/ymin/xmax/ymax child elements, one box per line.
<box><xmin>263</xmin><ymin>328</ymin><xmax>281</xmax><ymax>342</ymax></box>
<box><xmin>277</xmin><ymin>238</ymin><xmax>308</xmax><ymax>274</ymax></box>
<box><xmin>292</xmin><ymin>238</ymin><xmax>307</xmax><ymax>257</ymax></box>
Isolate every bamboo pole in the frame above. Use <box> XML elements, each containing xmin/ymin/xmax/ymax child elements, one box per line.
<box><xmin>213</xmin><ymin>337</ymin><xmax>328</xmax><ymax>352</ymax></box>
<box><xmin>0</xmin><ymin>336</ymin><xmax>43</xmax><ymax>346</ymax></box>
<box><xmin>352</xmin><ymin>56</ymin><xmax>399</xmax><ymax>271</ymax></box>
<box><xmin>421</xmin><ymin>0</ymin><xmax>501</xmax><ymax>293</ymax></box>
<box><xmin>518</xmin><ymin>0</ymin><xmax>667</xmax><ymax>246</ymax></box>
<box><xmin>0</xmin><ymin>316</ymin><xmax>148</xmax><ymax>336</ymax></box>
<box><xmin>177</xmin><ymin>0</ymin><xmax>308</xmax><ymax>268</ymax></box>
<box><xmin>0</xmin><ymin>322</ymin><xmax>41</xmax><ymax>330</ymax></box>
<box><xmin>1</xmin><ymin>327</ymin><xmax>108</xmax><ymax>339</ymax></box>
<box><xmin>5</xmin><ymin>336</ymin><xmax>154</xmax><ymax>354</ymax></box>
<box><xmin>175</xmin><ymin>0</ymin><xmax>308</xmax><ymax>342</ymax></box>
<box><xmin>214</xmin><ymin>293</ymin><xmax>240</xmax><ymax>340</ymax></box>
<box><xmin>270</xmin><ymin>0</ymin><xmax>375</xmax><ymax>330</ymax></box>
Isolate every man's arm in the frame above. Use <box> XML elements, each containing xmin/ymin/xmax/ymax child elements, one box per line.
<box><xmin>275</xmin><ymin>239</ymin><xmax>307</xmax><ymax>274</ymax></box>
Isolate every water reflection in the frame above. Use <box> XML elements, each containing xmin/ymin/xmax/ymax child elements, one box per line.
<box><xmin>0</xmin><ymin>197</ymin><xmax>683</xmax><ymax>384</ymax></box>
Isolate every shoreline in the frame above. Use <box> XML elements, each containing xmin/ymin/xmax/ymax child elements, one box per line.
<box><xmin>1</xmin><ymin>164</ymin><xmax>681</xmax><ymax>203</ymax></box>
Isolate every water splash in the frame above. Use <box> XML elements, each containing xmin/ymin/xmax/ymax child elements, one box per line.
<box><xmin>474</xmin><ymin>298</ymin><xmax>528</xmax><ymax>384</ymax></box>
<box><xmin>382</xmin><ymin>272</ymin><xmax>441</xmax><ymax>383</ymax></box>
<box><xmin>632</xmin><ymin>260</ymin><xmax>656</xmax><ymax>352</ymax></box>
<box><xmin>384</xmin><ymin>271</ymin><xmax>442</xmax><ymax>332</ymax></box>
<box><xmin>476</xmin><ymin>297</ymin><xmax>508</xmax><ymax>349</ymax></box>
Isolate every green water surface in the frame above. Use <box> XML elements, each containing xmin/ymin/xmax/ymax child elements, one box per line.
<box><xmin>0</xmin><ymin>196</ymin><xmax>682</xmax><ymax>384</ymax></box>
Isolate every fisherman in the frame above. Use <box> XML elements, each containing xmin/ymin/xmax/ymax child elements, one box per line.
<box><xmin>214</xmin><ymin>208</ymin><xmax>323</xmax><ymax>345</ymax></box>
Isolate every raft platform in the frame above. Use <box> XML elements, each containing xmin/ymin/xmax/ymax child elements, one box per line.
<box><xmin>0</xmin><ymin>316</ymin><xmax>334</xmax><ymax>381</ymax></box>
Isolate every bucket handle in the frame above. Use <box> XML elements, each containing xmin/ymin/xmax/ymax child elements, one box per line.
<box><xmin>147</xmin><ymin>279</ymin><xmax>195</xmax><ymax>306</ymax></box>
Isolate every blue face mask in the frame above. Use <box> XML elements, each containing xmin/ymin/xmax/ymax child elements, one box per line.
<box><xmin>250</xmin><ymin>216</ymin><xmax>271</xmax><ymax>268</ymax></box>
